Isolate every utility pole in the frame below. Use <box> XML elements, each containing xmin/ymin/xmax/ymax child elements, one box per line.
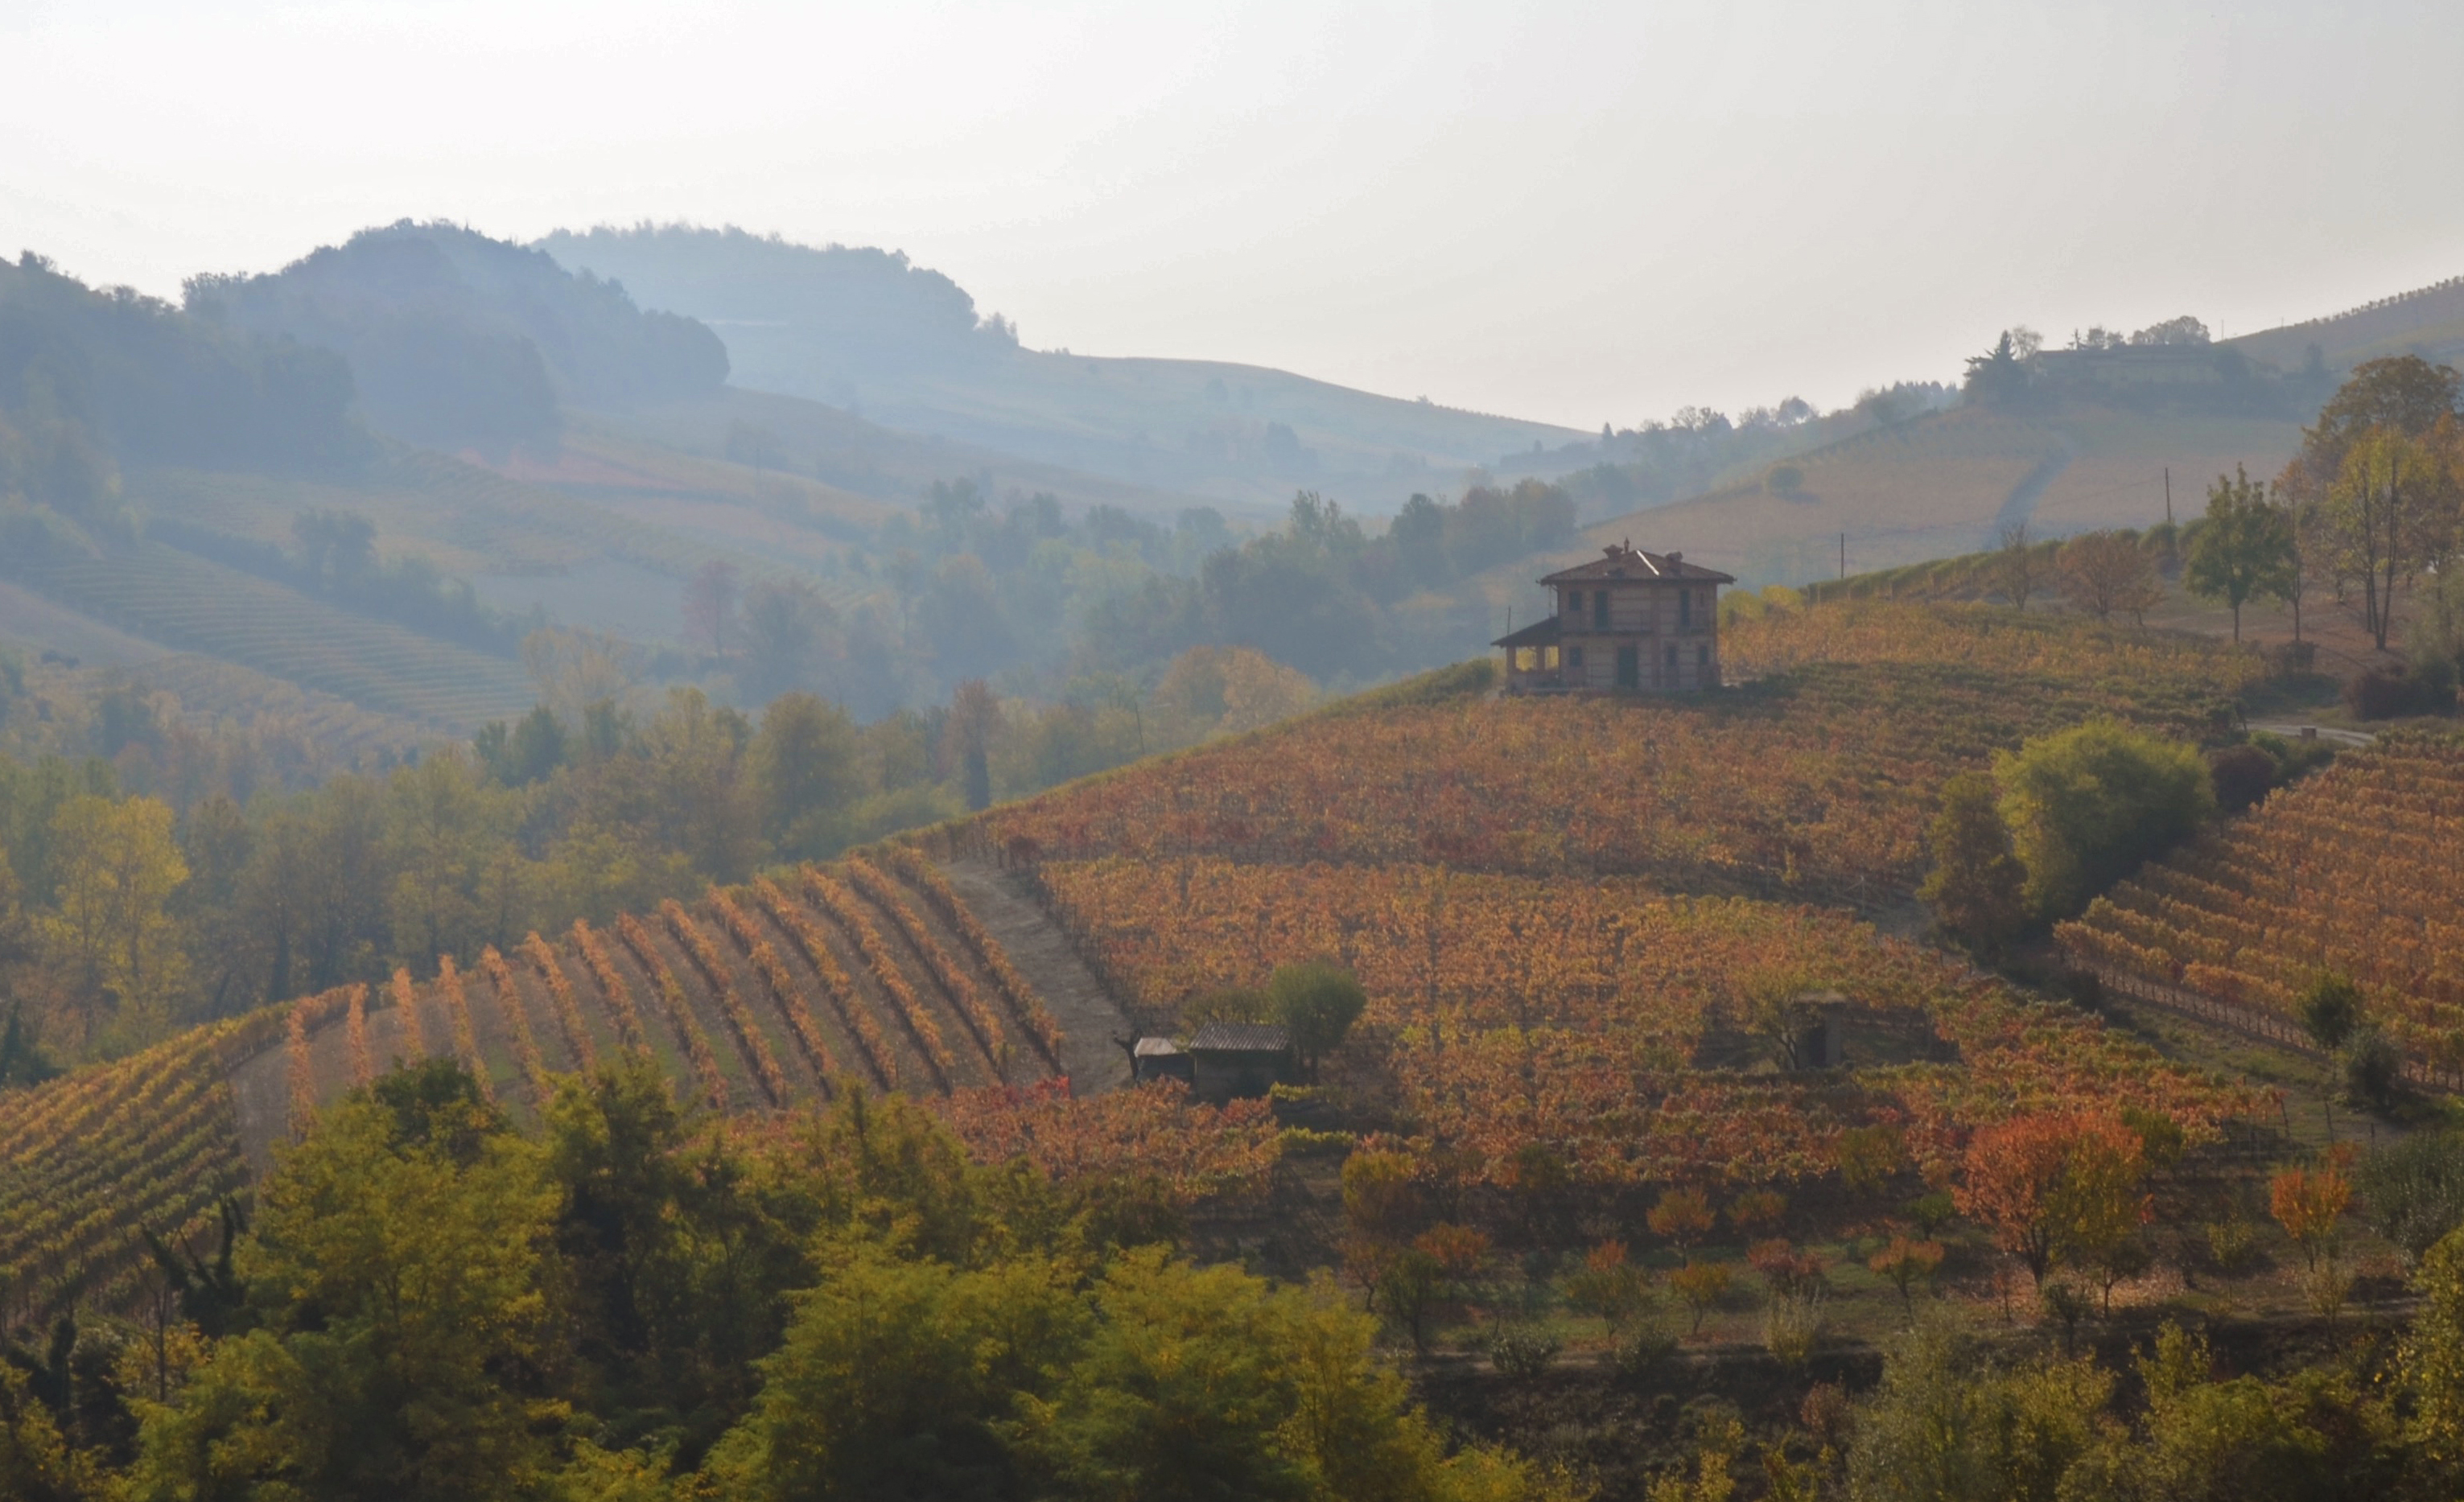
<box><xmin>2164</xmin><ymin>467</ymin><xmax>2173</xmax><ymax>526</ymax></box>
<box><xmin>1838</xmin><ymin>532</ymin><xmax>1846</xmax><ymax>580</ymax></box>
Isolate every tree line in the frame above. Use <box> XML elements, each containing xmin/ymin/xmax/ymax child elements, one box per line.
<box><xmin>0</xmin><ymin>1057</ymin><xmax>1572</xmax><ymax>1501</ymax></box>
<box><xmin>0</xmin><ymin>633</ymin><xmax>1333</xmax><ymax>1069</ymax></box>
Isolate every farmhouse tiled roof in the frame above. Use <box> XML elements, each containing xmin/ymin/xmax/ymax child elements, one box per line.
<box><xmin>1538</xmin><ymin>542</ymin><xmax>1735</xmax><ymax>586</ymax></box>
<box><xmin>1490</xmin><ymin>614</ymin><xmax>1564</xmax><ymax>650</ymax></box>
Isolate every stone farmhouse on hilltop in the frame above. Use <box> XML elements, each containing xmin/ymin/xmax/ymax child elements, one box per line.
<box><xmin>1493</xmin><ymin>541</ymin><xmax>1734</xmax><ymax>693</ymax></box>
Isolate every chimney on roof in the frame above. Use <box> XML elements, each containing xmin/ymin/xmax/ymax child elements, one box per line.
<box><xmin>1667</xmin><ymin>551</ymin><xmax>1683</xmax><ymax>564</ymax></box>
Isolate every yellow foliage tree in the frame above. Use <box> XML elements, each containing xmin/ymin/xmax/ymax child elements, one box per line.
<box><xmin>42</xmin><ymin>793</ymin><xmax>188</xmax><ymax>1043</ymax></box>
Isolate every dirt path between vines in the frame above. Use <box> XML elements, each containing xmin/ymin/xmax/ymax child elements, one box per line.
<box><xmin>938</xmin><ymin>858</ymin><xmax>1133</xmax><ymax>1095</ymax></box>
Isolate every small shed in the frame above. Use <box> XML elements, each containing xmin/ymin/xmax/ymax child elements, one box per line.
<box><xmin>1792</xmin><ymin>995</ymin><xmax>1850</xmax><ymax>1070</ymax></box>
<box><xmin>1188</xmin><ymin>1023</ymin><xmax>1293</xmax><ymax>1102</ymax></box>
<box><xmin>1131</xmin><ymin>1035</ymin><xmax>1193</xmax><ymax>1086</ymax></box>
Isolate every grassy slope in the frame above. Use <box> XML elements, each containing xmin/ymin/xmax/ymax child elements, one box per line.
<box><xmin>2227</xmin><ymin>274</ymin><xmax>2464</xmax><ymax>371</ymax></box>
<box><xmin>1469</xmin><ymin>402</ymin><xmax>2302</xmax><ymax>605</ymax></box>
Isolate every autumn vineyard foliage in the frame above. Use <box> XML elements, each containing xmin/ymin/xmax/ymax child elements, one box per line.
<box><xmin>0</xmin><ymin>854</ymin><xmax>1133</xmax><ymax>1319</ymax></box>
<box><xmin>2060</xmin><ymin>730</ymin><xmax>2464</xmax><ymax>1078</ymax></box>
<box><xmin>983</xmin><ymin>603</ymin><xmax>2260</xmax><ymax>905</ymax></box>
<box><xmin>1036</xmin><ymin>857</ymin><xmax>2257</xmax><ymax>1187</ymax></box>
<box><xmin>0</xmin><ymin>599</ymin><xmax>2292</xmax><ymax>1335</ymax></box>
<box><xmin>0</xmin><ymin>1010</ymin><xmax>273</xmax><ymax>1327</ymax></box>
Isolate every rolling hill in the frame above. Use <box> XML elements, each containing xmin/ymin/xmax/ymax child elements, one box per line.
<box><xmin>0</xmin><ymin>598</ymin><xmax>2276</xmax><ymax>1323</ymax></box>
<box><xmin>538</xmin><ymin>224</ymin><xmax>1586</xmax><ymax>514</ymax></box>
<box><xmin>2227</xmin><ymin>273</ymin><xmax>2464</xmax><ymax>372</ymax></box>
<box><xmin>1473</xmin><ymin>267</ymin><xmax>2464</xmax><ymax>599</ymax></box>
<box><xmin>1542</xmin><ymin>401</ymin><xmax>2307</xmax><ymax>593</ymax></box>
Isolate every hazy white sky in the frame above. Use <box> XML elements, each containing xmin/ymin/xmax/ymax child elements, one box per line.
<box><xmin>6</xmin><ymin>0</ymin><xmax>2463</xmax><ymax>430</ymax></box>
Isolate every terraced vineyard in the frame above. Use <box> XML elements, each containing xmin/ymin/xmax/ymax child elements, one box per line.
<box><xmin>273</xmin><ymin>851</ymin><xmax>1065</xmax><ymax>1124</ymax></box>
<box><xmin>0</xmin><ymin>852</ymin><xmax>1066</xmax><ymax>1325</ymax></box>
<box><xmin>2059</xmin><ymin>732</ymin><xmax>2464</xmax><ymax>1083</ymax></box>
<box><xmin>19</xmin><ymin>543</ymin><xmax>536</xmax><ymax>730</ymax></box>
<box><xmin>0</xmin><ymin>1011</ymin><xmax>274</xmax><ymax>1327</ymax></box>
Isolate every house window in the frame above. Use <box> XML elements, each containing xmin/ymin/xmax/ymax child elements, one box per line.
<box><xmin>1543</xmin><ymin>645</ymin><xmax>1560</xmax><ymax>669</ymax></box>
<box><xmin>1697</xmin><ymin>644</ymin><xmax>1709</xmax><ymax>668</ymax></box>
<box><xmin>1679</xmin><ymin>589</ymin><xmax>1692</xmax><ymax>630</ymax></box>
<box><xmin>1565</xmin><ymin>589</ymin><xmax>1581</xmax><ymax>617</ymax></box>
<box><xmin>1664</xmin><ymin>643</ymin><xmax>1678</xmax><ymax>669</ymax></box>
<box><xmin>1593</xmin><ymin>591</ymin><xmax>1610</xmax><ymax>629</ymax></box>
<box><xmin>1567</xmin><ymin>645</ymin><xmax>1584</xmax><ymax>670</ymax></box>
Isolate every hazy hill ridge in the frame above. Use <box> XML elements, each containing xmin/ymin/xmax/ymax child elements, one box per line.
<box><xmin>2227</xmin><ymin>270</ymin><xmax>2464</xmax><ymax>373</ymax></box>
<box><xmin>538</xmin><ymin>223</ymin><xmax>1585</xmax><ymax>511</ymax></box>
<box><xmin>187</xmin><ymin>221</ymin><xmax>730</xmax><ymax>450</ymax></box>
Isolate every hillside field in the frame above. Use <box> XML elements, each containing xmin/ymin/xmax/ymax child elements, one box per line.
<box><xmin>1478</xmin><ymin>403</ymin><xmax>2304</xmax><ymax>599</ymax></box>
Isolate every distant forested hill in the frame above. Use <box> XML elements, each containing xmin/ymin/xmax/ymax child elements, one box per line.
<box><xmin>538</xmin><ymin>224</ymin><xmax>1583</xmax><ymax>512</ymax></box>
<box><xmin>539</xmin><ymin>224</ymin><xmax>1010</xmax><ymax>374</ymax></box>
<box><xmin>187</xmin><ymin>221</ymin><xmax>729</xmax><ymax>450</ymax></box>
<box><xmin>0</xmin><ymin>253</ymin><xmax>363</xmax><ymax>519</ymax></box>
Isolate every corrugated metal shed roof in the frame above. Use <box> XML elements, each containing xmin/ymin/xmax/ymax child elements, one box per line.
<box><xmin>1188</xmin><ymin>1023</ymin><xmax>1292</xmax><ymax>1053</ymax></box>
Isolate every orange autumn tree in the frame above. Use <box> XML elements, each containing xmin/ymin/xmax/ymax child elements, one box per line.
<box><xmin>1648</xmin><ymin>1187</ymin><xmax>1717</xmax><ymax>1263</ymax></box>
<box><xmin>1955</xmin><ymin>1111</ymin><xmax>2150</xmax><ymax>1288</ymax></box>
<box><xmin>2270</xmin><ymin>1160</ymin><xmax>2353</xmax><ymax>1274</ymax></box>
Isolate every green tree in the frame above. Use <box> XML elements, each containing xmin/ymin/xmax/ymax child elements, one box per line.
<box><xmin>2329</xmin><ymin>426</ymin><xmax>2453</xmax><ymax>651</ymax></box>
<box><xmin>637</xmin><ymin>687</ymin><xmax>760</xmax><ymax>884</ymax></box>
<box><xmin>1016</xmin><ymin>1251</ymin><xmax>1547</xmax><ymax>1502</ymax></box>
<box><xmin>1917</xmin><ymin>771</ymin><xmax>2028</xmax><ymax>957</ymax></box>
<box><xmin>2407</xmin><ymin>1228</ymin><xmax>2464</xmax><ymax>1485</ymax></box>
<box><xmin>1995</xmin><ymin>721</ymin><xmax>2214</xmax><ymax>919</ymax></box>
<box><xmin>2186</xmin><ymin>466</ymin><xmax>2297</xmax><ymax>641</ymax></box>
<box><xmin>2118</xmin><ymin>1323</ymin><xmax>2386</xmax><ymax>1502</ymax></box>
<box><xmin>742</xmin><ymin>578</ymin><xmax>839</xmax><ymax>702</ymax></box>
<box><xmin>0</xmin><ymin>1360</ymin><xmax>105</xmax><ymax>1502</ymax></box>
<box><xmin>752</xmin><ymin>692</ymin><xmax>862</xmax><ymax>859</ymax></box>
<box><xmin>704</xmin><ymin>1243</ymin><xmax>1080</xmax><ymax>1500</ymax></box>
<box><xmin>946</xmin><ymin>680</ymin><xmax>1002</xmax><ymax>813</ymax></box>
<box><xmin>2297</xmin><ymin>972</ymin><xmax>2361</xmax><ymax>1051</ymax></box>
<box><xmin>1268</xmin><ymin>962</ymin><xmax>1366</xmax><ymax>1081</ymax></box>
<box><xmin>386</xmin><ymin>749</ymin><xmax>523</xmax><ymax>966</ymax></box>
<box><xmin>539</xmin><ymin>1056</ymin><xmax>809</xmax><ymax>1451</ymax></box>
<box><xmin>1845</xmin><ymin>1319</ymin><xmax>2111</xmax><ymax>1502</ymax></box>
<box><xmin>2359</xmin><ymin>1128</ymin><xmax>2464</xmax><ymax>1263</ymax></box>
<box><xmin>2301</xmin><ymin>355</ymin><xmax>2462</xmax><ymax>479</ymax></box>
<box><xmin>125</xmin><ymin>1064</ymin><xmax>564</xmax><ymax>1501</ymax></box>
<box><xmin>1964</xmin><ymin>331</ymin><xmax>2031</xmax><ymax>407</ymax></box>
